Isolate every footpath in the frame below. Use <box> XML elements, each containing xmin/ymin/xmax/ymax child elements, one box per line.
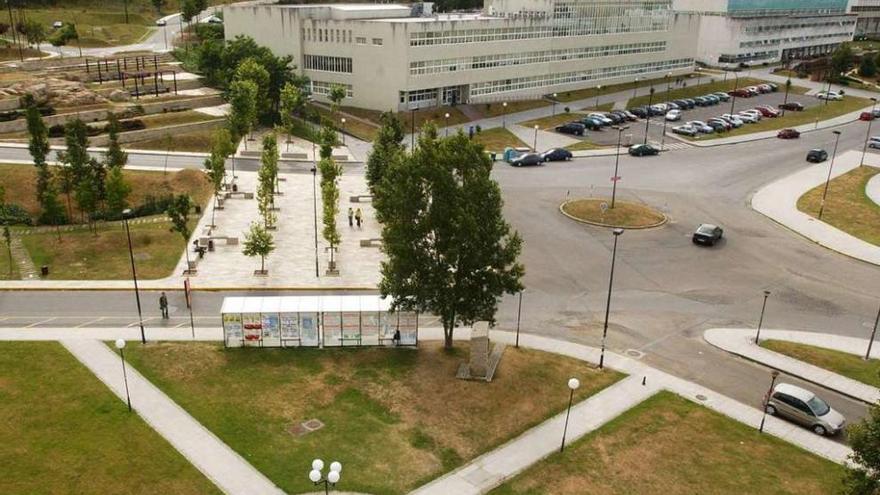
<box><xmin>0</xmin><ymin>326</ymin><xmax>853</xmax><ymax>495</ymax></box>
<box><xmin>751</xmin><ymin>150</ymin><xmax>880</xmax><ymax>266</ymax></box>
<box><xmin>705</xmin><ymin>327</ymin><xmax>880</xmax><ymax>404</ymax></box>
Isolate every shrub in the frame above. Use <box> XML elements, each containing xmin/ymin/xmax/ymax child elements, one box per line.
<box><xmin>0</xmin><ymin>203</ymin><xmax>33</xmax><ymax>226</ymax></box>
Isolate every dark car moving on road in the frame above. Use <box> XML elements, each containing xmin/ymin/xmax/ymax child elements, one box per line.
<box><xmin>628</xmin><ymin>144</ymin><xmax>659</xmax><ymax>156</ymax></box>
<box><xmin>693</xmin><ymin>224</ymin><xmax>723</xmax><ymax>246</ymax></box>
<box><xmin>555</xmin><ymin>122</ymin><xmax>585</xmax><ymax>136</ymax></box>
<box><xmin>806</xmin><ymin>149</ymin><xmax>828</xmax><ymax>163</ymax></box>
<box><xmin>777</xmin><ymin>128</ymin><xmax>800</xmax><ymax>139</ymax></box>
<box><xmin>510</xmin><ymin>153</ymin><xmax>543</xmax><ymax>167</ymax></box>
<box><xmin>541</xmin><ymin>148</ymin><xmax>573</xmax><ymax>162</ymax></box>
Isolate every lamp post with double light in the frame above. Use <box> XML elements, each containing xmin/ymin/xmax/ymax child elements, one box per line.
<box><xmin>611</xmin><ymin>125</ymin><xmax>628</xmax><ymax>208</ymax></box>
<box><xmin>818</xmin><ymin>130</ymin><xmax>843</xmax><ymax>220</ymax></box>
<box><xmin>115</xmin><ymin>339</ymin><xmax>132</xmax><ymax>412</ymax></box>
<box><xmin>599</xmin><ymin>228</ymin><xmax>624</xmax><ymax>369</ymax></box>
<box><xmin>309</xmin><ymin>459</ymin><xmax>342</xmax><ymax>495</ymax></box>
<box><xmin>122</xmin><ymin>209</ymin><xmax>146</xmax><ymax>344</ymax></box>
<box><xmin>861</xmin><ymin>97</ymin><xmax>878</xmax><ymax>166</ymax></box>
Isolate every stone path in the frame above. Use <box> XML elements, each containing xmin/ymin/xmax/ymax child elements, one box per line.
<box><xmin>60</xmin><ymin>338</ymin><xmax>285</xmax><ymax>495</ymax></box>
<box><xmin>705</xmin><ymin>327</ymin><xmax>880</xmax><ymax>404</ymax></box>
<box><xmin>751</xmin><ymin>149</ymin><xmax>880</xmax><ymax>266</ymax></box>
<box><xmin>8</xmin><ymin>235</ymin><xmax>37</xmax><ymax>279</ymax></box>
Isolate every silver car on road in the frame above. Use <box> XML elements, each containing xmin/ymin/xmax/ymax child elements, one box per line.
<box><xmin>766</xmin><ymin>383</ymin><xmax>845</xmax><ymax>436</ymax></box>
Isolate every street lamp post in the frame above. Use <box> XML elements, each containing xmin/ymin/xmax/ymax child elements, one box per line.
<box><xmin>122</xmin><ymin>209</ymin><xmax>146</xmax><ymax>344</ymax></box>
<box><xmin>515</xmin><ymin>290</ymin><xmax>523</xmax><ymax>348</ymax></box>
<box><xmin>502</xmin><ymin>101</ymin><xmax>508</xmax><ymax>128</ymax></box>
<box><xmin>643</xmin><ymin>87</ymin><xmax>655</xmax><ymax>145</ymax></box>
<box><xmin>866</xmin><ymin>302</ymin><xmax>880</xmax><ymax>360</ymax></box>
<box><xmin>861</xmin><ymin>97</ymin><xmax>878</xmax><ymax>166</ymax></box>
<box><xmin>759</xmin><ymin>370</ymin><xmax>780</xmax><ymax>433</ymax></box>
<box><xmin>632</xmin><ymin>77</ymin><xmax>640</xmax><ymax>99</ymax></box>
<box><xmin>115</xmin><ymin>339</ymin><xmax>132</xmax><ymax>412</ymax></box>
<box><xmin>533</xmin><ymin>124</ymin><xmax>539</xmax><ymax>151</ymax></box>
<box><xmin>781</xmin><ymin>78</ymin><xmax>792</xmax><ymax>116</ymax></box>
<box><xmin>310</xmin><ymin>167</ymin><xmax>319</xmax><ymax>278</ymax></box>
<box><xmin>309</xmin><ymin>459</ymin><xmax>342</xmax><ymax>495</ymax></box>
<box><xmin>754</xmin><ymin>290</ymin><xmax>771</xmax><ymax>344</ymax></box>
<box><xmin>444</xmin><ymin>112</ymin><xmax>450</xmax><ymax>136</ymax></box>
<box><xmin>665</xmin><ymin>72</ymin><xmax>672</xmax><ymax>100</ymax></box>
<box><xmin>552</xmin><ymin>92</ymin><xmax>558</xmax><ymax>116</ymax></box>
<box><xmin>560</xmin><ymin>377</ymin><xmax>580</xmax><ymax>452</ymax></box>
<box><xmin>818</xmin><ymin>130</ymin><xmax>843</xmax><ymax>220</ymax></box>
<box><xmin>729</xmin><ymin>71</ymin><xmax>740</xmax><ymax>115</ymax></box>
<box><xmin>599</xmin><ymin>228</ymin><xmax>624</xmax><ymax>369</ymax></box>
<box><xmin>595</xmin><ymin>85</ymin><xmax>602</xmax><ymax>109</ymax></box>
<box><xmin>611</xmin><ymin>125</ymin><xmax>628</xmax><ymax>208</ymax></box>
<box><xmin>340</xmin><ymin>118</ymin><xmax>346</xmax><ymax>145</ymax></box>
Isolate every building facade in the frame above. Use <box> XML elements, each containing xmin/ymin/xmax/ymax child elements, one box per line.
<box><xmin>224</xmin><ymin>0</ymin><xmax>698</xmax><ymax>111</ymax></box>
<box><xmin>850</xmin><ymin>0</ymin><xmax>880</xmax><ymax>37</ymax></box>
<box><xmin>674</xmin><ymin>0</ymin><xmax>856</xmax><ymax>68</ymax></box>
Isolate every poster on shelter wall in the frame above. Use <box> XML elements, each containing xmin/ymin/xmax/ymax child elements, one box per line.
<box><xmin>223</xmin><ymin>313</ymin><xmax>243</xmax><ymax>339</ymax></box>
<box><xmin>262</xmin><ymin>313</ymin><xmax>280</xmax><ymax>339</ymax></box>
<box><xmin>323</xmin><ymin>312</ymin><xmax>342</xmax><ymax>345</ymax></box>
<box><xmin>342</xmin><ymin>312</ymin><xmax>361</xmax><ymax>341</ymax></box>
<box><xmin>301</xmin><ymin>314</ymin><xmax>318</xmax><ymax>346</ymax></box>
<box><xmin>281</xmin><ymin>313</ymin><xmax>299</xmax><ymax>340</ymax></box>
<box><xmin>398</xmin><ymin>312</ymin><xmax>418</xmax><ymax>345</ymax></box>
<box><xmin>242</xmin><ymin>313</ymin><xmax>262</xmax><ymax>342</ymax></box>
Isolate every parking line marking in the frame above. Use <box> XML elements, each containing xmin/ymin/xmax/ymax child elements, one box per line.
<box><xmin>75</xmin><ymin>317</ymin><xmax>105</xmax><ymax>328</ymax></box>
<box><xmin>25</xmin><ymin>317</ymin><xmax>56</xmax><ymax>328</ymax></box>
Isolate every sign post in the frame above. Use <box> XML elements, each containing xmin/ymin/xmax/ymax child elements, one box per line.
<box><xmin>184</xmin><ymin>279</ymin><xmax>195</xmax><ymax>339</ymax></box>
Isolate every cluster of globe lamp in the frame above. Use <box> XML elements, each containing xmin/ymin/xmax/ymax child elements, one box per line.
<box><xmin>309</xmin><ymin>458</ymin><xmax>342</xmax><ymax>491</ymax></box>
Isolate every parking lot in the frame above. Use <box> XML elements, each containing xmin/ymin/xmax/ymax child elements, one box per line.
<box><xmin>556</xmin><ymin>85</ymin><xmax>829</xmax><ymax>148</ymax></box>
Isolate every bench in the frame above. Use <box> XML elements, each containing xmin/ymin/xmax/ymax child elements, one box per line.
<box><xmin>224</xmin><ymin>191</ymin><xmax>254</xmax><ymax>200</ymax></box>
<box><xmin>359</xmin><ymin>238</ymin><xmax>382</xmax><ymax>248</ymax></box>
<box><xmin>349</xmin><ymin>195</ymin><xmax>372</xmax><ymax>203</ymax></box>
<box><xmin>331</xmin><ymin>153</ymin><xmax>350</xmax><ymax>161</ymax></box>
<box><xmin>281</xmin><ymin>152</ymin><xmax>308</xmax><ymax>160</ymax></box>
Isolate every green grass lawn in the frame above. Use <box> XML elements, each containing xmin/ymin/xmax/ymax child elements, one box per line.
<box><xmin>473</xmin><ymin>127</ymin><xmax>529</xmax><ymax>152</ymax></box>
<box><xmin>126</xmin><ymin>128</ymin><xmax>216</xmax><ymax>153</ymax></box>
<box><xmin>562</xmin><ymin>199</ymin><xmax>666</xmax><ymax>228</ymax></box>
<box><xmin>337</xmin><ymin>105</ymin><xmax>471</xmax><ymax>135</ymax></box>
<box><xmin>0</xmin><ymin>341</ymin><xmax>219</xmax><ymax>495</ymax></box>
<box><xmin>122</xmin><ymin>342</ymin><xmax>624</xmax><ymax>495</ymax></box>
<box><xmin>469</xmin><ymin>99</ymin><xmax>551</xmax><ymax>118</ymax></box>
<box><xmin>21</xmin><ymin>9</ymin><xmax>154</xmax><ymax>47</ymax></box>
<box><xmin>0</xmin><ymin>246</ymin><xmax>17</xmax><ymax>280</ymax></box>
<box><xmin>762</xmin><ymin>340</ymin><xmax>880</xmax><ymax>387</ymax></box>
<box><xmin>565</xmin><ymin>140</ymin><xmax>609</xmax><ymax>151</ymax></box>
<box><xmin>490</xmin><ymin>391</ymin><xmax>845</xmax><ymax>495</ymax></box>
<box><xmin>627</xmin><ymin>77</ymin><xmax>809</xmax><ymax>108</ymax></box>
<box><xmin>555</xmin><ymin>73</ymin><xmax>700</xmax><ymax>103</ymax></box>
<box><xmin>797</xmin><ymin>165</ymin><xmax>880</xmax><ymax>246</ymax></box>
<box><xmin>519</xmin><ymin>112</ymin><xmax>587</xmax><ymax>130</ymax></box>
<box><xmin>136</xmin><ymin>111</ymin><xmax>220</xmax><ymax>130</ymax></box>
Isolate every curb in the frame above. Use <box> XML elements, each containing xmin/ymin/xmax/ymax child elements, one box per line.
<box><xmin>0</xmin><ymin>285</ymin><xmax>379</xmax><ymax>292</ymax></box>
<box><xmin>558</xmin><ymin>200</ymin><xmax>669</xmax><ymax>230</ymax></box>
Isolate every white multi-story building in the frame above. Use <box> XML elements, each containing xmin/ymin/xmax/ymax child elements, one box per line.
<box><xmin>224</xmin><ymin>0</ymin><xmax>698</xmax><ymax>111</ymax></box>
<box><xmin>674</xmin><ymin>0</ymin><xmax>856</xmax><ymax>68</ymax></box>
<box><xmin>849</xmin><ymin>0</ymin><xmax>880</xmax><ymax>37</ymax></box>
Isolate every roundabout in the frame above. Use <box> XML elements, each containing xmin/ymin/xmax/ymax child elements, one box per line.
<box><xmin>559</xmin><ymin>198</ymin><xmax>667</xmax><ymax>229</ymax></box>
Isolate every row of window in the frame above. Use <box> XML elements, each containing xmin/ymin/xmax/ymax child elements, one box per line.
<box><xmin>409</xmin><ymin>42</ymin><xmax>666</xmax><ymax>76</ymax></box>
<box><xmin>409</xmin><ymin>14</ymin><xmax>670</xmax><ymax>46</ymax></box>
<box><xmin>718</xmin><ymin>51</ymin><xmax>778</xmax><ymax>64</ymax></box>
<box><xmin>304</xmin><ymin>55</ymin><xmax>353</xmax><ymax>74</ymax></box>
<box><xmin>304</xmin><ymin>27</ymin><xmax>353</xmax><ymax>44</ymax></box>
<box><xmin>469</xmin><ymin>58</ymin><xmax>693</xmax><ymax>97</ymax></box>
<box><xmin>742</xmin><ymin>19</ymin><xmax>855</xmax><ymax>35</ymax></box>
<box><xmin>739</xmin><ymin>30</ymin><xmax>856</xmax><ymax>48</ymax></box>
<box><xmin>310</xmin><ymin>81</ymin><xmax>354</xmax><ymax>98</ymax></box>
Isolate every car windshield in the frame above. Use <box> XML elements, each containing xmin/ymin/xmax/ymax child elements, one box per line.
<box><xmin>807</xmin><ymin>395</ymin><xmax>830</xmax><ymax>416</ymax></box>
<box><xmin>697</xmin><ymin>225</ymin><xmax>715</xmax><ymax>234</ymax></box>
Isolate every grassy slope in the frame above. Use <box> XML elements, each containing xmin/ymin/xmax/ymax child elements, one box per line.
<box><xmin>125</xmin><ymin>128</ymin><xmax>216</xmax><ymax>153</ymax></box>
<box><xmin>762</xmin><ymin>340</ymin><xmax>880</xmax><ymax>387</ymax></box>
<box><xmin>0</xmin><ymin>341</ymin><xmax>220</xmax><ymax>495</ymax></box>
<box><xmin>473</xmin><ymin>127</ymin><xmax>529</xmax><ymax>152</ymax></box>
<box><xmin>797</xmin><ymin>165</ymin><xmax>880</xmax><ymax>246</ymax></box>
<box><xmin>122</xmin><ymin>342</ymin><xmax>624</xmax><ymax>495</ymax></box>
<box><xmin>491</xmin><ymin>391</ymin><xmax>844</xmax><ymax>495</ymax></box>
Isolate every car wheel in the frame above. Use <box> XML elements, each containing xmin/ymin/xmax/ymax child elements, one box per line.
<box><xmin>812</xmin><ymin>424</ymin><xmax>827</xmax><ymax>436</ymax></box>
<box><xmin>765</xmin><ymin>404</ymin><xmax>776</xmax><ymax>416</ymax></box>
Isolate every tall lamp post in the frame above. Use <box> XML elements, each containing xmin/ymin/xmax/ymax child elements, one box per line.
<box><xmin>114</xmin><ymin>339</ymin><xmax>132</xmax><ymax>412</ymax></box>
<box><xmin>611</xmin><ymin>125</ymin><xmax>629</xmax><ymax>208</ymax></box>
<box><xmin>309</xmin><ymin>459</ymin><xmax>342</xmax><ymax>495</ymax></box>
<box><xmin>560</xmin><ymin>377</ymin><xmax>580</xmax><ymax>452</ymax></box>
<box><xmin>122</xmin><ymin>209</ymin><xmax>146</xmax><ymax>344</ymax></box>
<box><xmin>781</xmin><ymin>78</ymin><xmax>792</xmax><ymax>116</ymax></box>
<box><xmin>759</xmin><ymin>370</ymin><xmax>780</xmax><ymax>433</ymax></box>
<box><xmin>502</xmin><ymin>101</ymin><xmax>508</xmax><ymax>128</ymax></box>
<box><xmin>866</xmin><ymin>302</ymin><xmax>880</xmax><ymax>361</ymax></box>
<box><xmin>818</xmin><ymin>130</ymin><xmax>843</xmax><ymax>220</ymax></box>
<box><xmin>643</xmin><ymin>87</ymin><xmax>655</xmax><ymax>145</ymax></box>
<box><xmin>310</xmin><ymin>166</ymin><xmax>319</xmax><ymax>278</ymax></box>
<box><xmin>599</xmin><ymin>228</ymin><xmax>624</xmax><ymax>369</ymax></box>
<box><xmin>533</xmin><ymin>124</ymin><xmax>539</xmax><ymax>151</ymax></box>
<box><xmin>595</xmin><ymin>85</ymin><xmax>602</xmax><ymax>109</ymax></box>
<box><xmin>552</xmin><ymin>92</ymin><xmax>558</xmax><ymax>116</ymax></box>
<box><xmin>754</xmin><ymin>290</ymin><xmax>771</xmax><ymax>344</ymax></box>
<box><xmin>861</xmin><ymin>97</ymin><xmax>878</xmax><ymax>166</ymax></box>
<box><xmin>340</xmin><ymin>118</ymin><xmax>346</xmax><ymax>145</ymax></box>
<box><xmin>444</xmin><ymin>112</ymin><xmax>450</xmax><ymax>136</ymax></box>
<box><xmin>728</xmin><ymin>70</ymin><xmax>740</xmax><ymax>115</ymax></box>
<box><xmin>632</xmin><ymin>77</ymin><xmax>640</xmax><ymax>99</ymax></box>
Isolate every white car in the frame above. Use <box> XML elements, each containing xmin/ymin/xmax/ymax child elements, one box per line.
<box><xmin>740</xmin><ymin>109</ymin><xmax>763</xmax><ymax>120</ymax></box>
<box><xmin>652</xmin><ymin>103</ymin><xmax>668</xmax><ymax>113</ymax></box>
<box><xmin>736</xmin><ymin>112</ymin><xmax>759</xmax><ymax>123</ymax></box>
<box><xmin>687</xmin><ymin>120</ymin><xmax>714</xmax><ymax>133</ymax></box>
<box><xmin>868</xmin><ymin>136</ymin><xmax>880</xmax><ymax>149</ymax></box>
<box><xmin>588</xmin><ymin>113</ymin><xmax>613</xmax><ymax>125</ymax></box>
<box><xmin>720</xmin><ymin>114</ymin><xmax>744</xmax><ymax>127</ymax></box>
<box><xmin>665</xmin><ymin>109</ymin><xmax>682</xmax><ymax>121</ymax></box>
<box><xmin>156</xmin><ymin>19</ymin><xmax>167</xmax><ymax>26</ymax></box>
<box><xmin>817</xmin><ymin>91</ymin><xmax>843</xmax><ymax>101</ymax></box>
<box><xmin>672</xmin><ymin>125</ymin><xmax>698</xmax><ymax>137</ymax></box>
<box><xmin>52</xmin><ymin>20</ymin><xmax>63</xmax><ymax>29</ymax></box>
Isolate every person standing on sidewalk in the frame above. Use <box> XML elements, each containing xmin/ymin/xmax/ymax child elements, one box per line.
<box><xmin>355</xmin><ymin>208</ymin><xmax>363</xmax><ymax>228</ymax></box>
<box><xmin>348</xmin><ymin>207</ymin><xmax>354</xmax><ymax>227</ymax></box>
<box><xmin>159</xmin><ymin>292</ymin><xmax>169</xmax><ymax>319</ymax></box>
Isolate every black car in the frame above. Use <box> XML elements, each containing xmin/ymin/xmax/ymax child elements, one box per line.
<box><xmin>806</xmin><ymin>149</ymin><xmax>828</xmax><ymax>163</ymax></box>
<box><xmin>694</xmin><ymin>96</ymin><xmax>709</xmax><ymax>106</ymax></box>
<box><xmin>673</xmin><ymin>99</ymin><xmax>692</xmax><ymax>109</ymax></box>
<box><xmin>510</xmin><ymin>153</ymin><xmax>543</xmax><ymax>167</ymax></box>
<box><xmin>779</xmin><ymin>102</ymin><xmax>804</xmax><ymax>112</ymax></box>
<box><xmin>555</xmin><ymin>122</ymin><xmax>585</xmax><ymax>136</ymax></box>
<box><xmin>629</xmin><ymin>107</ymin><xmax>648</xmax><ymax>118</ymax></box>
<box><xmin>628</xmin><ymin>144</ymin><xmax>659</xmax><ymax>156</ymax></box>
<box><xmin>604</xmin><ymin>113</ymin><xmax>624</xmax><ymax>124</ymax></box>
<box><xmin>579</xmin><ymin>117</ymin><xmax>603</xmax><ymax>130</ymax></box>
<box><xmin>693</xmin><ymin>224</ymin><xmax>723</xmax><ymax>246</ymax></box>
<box><xmin>540</xmin><ymin>148</ymin><xmax>573</xmax><ymax>162</ymax></box>
<box><xmin>683</xmin><ymin>98</ymin><xmax>696</xmax><ymax>108</ymax></box>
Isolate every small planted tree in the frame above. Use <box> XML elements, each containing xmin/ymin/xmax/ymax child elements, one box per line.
<box><xmin>227</xmin><ymin>79</ymin><xmax>258</xmax><ymax>149</ymax></box>
<box><xmin>256</xmin><ymin>134</ymin><xmax>278</xmax><ymax>230</ymax></box>
<box><xmin>366</xmin><ymin>111</ymin><xmax>405</xmax><ymax>196</ymax></box>
<box><xmin>25</xmin><ymin>94</ymin><xmax>52</xmax><ymax>219</ymax></box>
<box><xmin>104</xmin><ymin>113</ymin><xmax>128</xmax><ymax>170</ymax></box>
<box><xmin>279</xmin><ymin>82</ymin><xmax>304</xmax><ymax>150</ymax></box>
<box><xmin>842</xmin><ymin>398</ymin><xmax>880</xmax><ymax>494</ymax></box>
<box><xmin>318</xmin><ymin>126</ymin><xmax>341</xmax><ymax>272</ymax></box>
<box><xmin>3</xmin><ymin>224</ymin><xmax>11</xmax><ymax>276</ymax></box>
<box><xmin>104</xmin><ymin>166</ymin><xmax>131</xmax><ymax>219</ymax></box>
<box><xmin>328</xmin><ymin>84</ymin><xmax>347</xmax><ymax>115</ymax></box>
<box><xmin>166</xmin><ymin>194</ymin><xmax>194</xmax><ymax>273</ymax></box>
<box><xmin>242</xmin><ymin>221</ymin><xmax>274</xmax><ymax>275</ymax></box>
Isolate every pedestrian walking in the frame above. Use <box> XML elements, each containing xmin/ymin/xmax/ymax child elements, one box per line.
<box><xmin>159</xmin><ymin>292</ymin><xmax>169</xmax><ymax>319</ymax></box>
<box><xmin>355</xmin><ymin>208</ymin><xmax>363</xmax><ymax>228</ymax></box>
<box><xmin>348</xmin><ymin>207</ymin><xmax>354</xmax><ymax>227</ymax></box>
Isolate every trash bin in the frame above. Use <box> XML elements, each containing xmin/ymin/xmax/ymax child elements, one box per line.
<box><xmin>40</xmin><ymin>265</ymin><xmax>49</xmax><ymax>277</ymax></box>
<box><xmin>194</xmin><ymin>205</ymin><xmax>201</xmax><ymax>214</ymax></box>
<box><xmin>198</xmin><ymin>247</ymin><xmax>206</xmax><ymax>259</ymax></box>
<box><xmin>490</xmin><ymin>152</ymin><xmax>497</xmax><ymax>162</ymax></box>
<box><xmin>208</xmin><ymin>239</ymin><xmax>214</xmax><ymax>252</ymax></box>
<box><xmin>232</xmin><ymin>183</ymin><xmax>238</xmax><ymax>192</ymax></box>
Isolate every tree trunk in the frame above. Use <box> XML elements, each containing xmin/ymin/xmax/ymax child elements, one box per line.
<box><xmin>444</xmin><ymin>326</ymin><xmax>453</xmax><ymax>349</ymax></box>
<box><xmin>260</xmin><ymin>255</ymin><xmax>265</xmax><ymax>272</ymax></box>
<box><xmin>211</xmin><ymin>196</ymin><xmax>216</xmax><ymax>227</ymax></box>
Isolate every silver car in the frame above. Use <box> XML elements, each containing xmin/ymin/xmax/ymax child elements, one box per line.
<box><xmin>766</xmin><ymin>383</ymin><xmax>845</xmax><ymax>436</ymax></box>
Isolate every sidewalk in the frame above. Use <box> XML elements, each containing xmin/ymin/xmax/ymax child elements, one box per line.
<box><xmin>867</xmin><ymin>173</ymin><xmax>880</xmax><ymax>207</ymax></box>
<box><xmin>61</xmin><ymin>339</ymin><xmax>285</xmax><ymax>495</ymax></box>
<box><xmin>705</xmin><ymin>328</ymin><xmax>880</xmax><ymax>404</ymax></box>
<box><xmin>751</xmin><ymin>149</ymin><xmax>880</xmax><ymax>266</ymax></box>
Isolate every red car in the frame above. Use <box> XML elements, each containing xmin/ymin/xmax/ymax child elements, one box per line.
<box><xmin>778</xmin><ymin>128</ymin><xmax>800</xmax><ymax>139</ymax></box>
<box><xmin>755</xmin><ymin>106</ymin><xmax>780</xmax><ymax>118</ymax></box>
<box><xmin>728</xmin><ymin>88</ymin><xmax>752</xmax><ymax>98</ymax></box>
<box><xmin>860</xmin><ymin>112</ymin><xmax>875</xmax><ymax>121</ymax></box>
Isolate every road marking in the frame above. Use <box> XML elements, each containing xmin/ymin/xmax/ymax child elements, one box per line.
<box><xmin>75</xmin><ymin>317</ymin><xmax>105</xmax><ymax>328</ymax></box>
<box><xmin>25</xmin><ymin>317</ymin><xmax>56</xmax><ymax>328</ymax></box>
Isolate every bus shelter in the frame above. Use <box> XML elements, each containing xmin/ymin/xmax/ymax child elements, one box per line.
<box><xmin>220</xmin><ymin>295</ymin><xmax>418</xmax><ymax>348</ymax></box>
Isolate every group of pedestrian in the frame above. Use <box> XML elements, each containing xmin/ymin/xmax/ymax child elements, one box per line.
<box><xmin>348</xmin><ymin>207</ymin><xmax>364</xmax><ymax>228</ymax></box>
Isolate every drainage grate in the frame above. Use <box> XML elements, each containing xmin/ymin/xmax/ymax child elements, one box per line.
<box><xmin>695</xmin><ymin>394</ymin><xmax>707</xmax><ymax>401</ymax></box>
<box><xmin>288</xmin><ymin>418</ymin><xmax>325</xmax><ymax>437</ymax></box>
<box><xmin>625</xmin><ymin>349</ymin><xmax>645</xmax><ymax>359</ymax></box>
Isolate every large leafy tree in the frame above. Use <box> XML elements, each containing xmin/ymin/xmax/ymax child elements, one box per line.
<box><xmin>366</xmin><ymin>111</ymin><xmax>405</xmax><ymax>195</ymax></box>
<box><xmin>57</xmin><ymin>119</ymin><xmax>92</xmax><ymax>223</ymax></box>
<box><xmin>375</xmin><ymin>126</ymin><xmax>524</xmax><ymax>348</ymax></box>
<box><xmin>843</xmin><ymin>398</ymin><xmax>880</xmax><ymax>494</ymax></box>
<box><xmin>24</xmin><ymin>94</ymin><xmax>52</xmax><ymax>215</ymax></box>
<box><xmin>104</xmin><ymin>165</ymin><xmax>131</xmax><ymax>218</ymax></box>
<box><xmin>233</xmin><ymin>57</ymin><xmax>271</xmax><ymax>120</ymax></box>
<box><xmin>830</xmin><ymin>43</ymin><xmax>855</xmax><ymax>82</ymax></box>
<box><xmin>226</xmin><ymin>79</ymin><xmax>258</xmax><ymax>147</ymax></box>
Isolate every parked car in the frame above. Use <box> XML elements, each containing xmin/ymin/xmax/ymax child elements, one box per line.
<box><xmin>510</xmin><ymin>153</ymin><xmax>543</xmax><ymax>167</ymax></box>
<box><xmin>777</xmin><ymin>128</ymin><xmax>800</xmax><ymax>139</ymax></box>
<box><xmin>589</xmin><ymin>113</ymin><xmax>613</xmax><ymax>125</ymax></box>
<box><xmin>665</xmin><ymin>101</ymin><xmax>680</xmax><ymax>110</ymax></box>
<box><xmin>604</xmin><ymin>112</ymin><xmax>624</xmax><ymax>125</ymax></box>
<box><xmin>672</xmin><ymin>125</ymin><xmax>698</xmax><ymax>136</ymax></box>
<box><xmin>628</xmin><ymin>143</ymin><xmax>660</xmax><ymax>156</ymax></box>
<box><xmin>739</xmin><ymin>109</ymin><xmax>763</xmax><ymax>120</ymax></box>
<box><xmin>729</xmin><ymin>88</ymin><xmax>752</xmax><ymax>98</ymax></box>
<box><xmin>687</xmin><ymin>120</ymin><xmax>714</xmax><ymax>133</ymax></box>
<box><xmin>868</xmin><ymin>136</ymin><xmax>880</xmax><ymax>149</ymax></box>
<box><xmin>694</xmin><ymin>96</ymin><xmax>709</xmax><ymax>106</ymax></box>
<box><xmin>713</xmin><ymin>92</ymin><xmax>731</xmax><ymax>102</ymax></box>
<box><xmin>666</xmin><ymin>109</ymin><xmax>682</xmax><ymax>121</ymax></box>
<box><xmin>816</xmin><ymin>91</ymin><xmax>843</xmax><ymax>101</ymax></box>
<box><xmin>779</xmin><ymin>102</ymin><xmax>804</xmax><ymax>111</ymax></box>
<box><xmin>767</xmin><ymin>82</ymin><xmax>779</xmax><ymax>92</ymax></box>
<box><xmin>629</xmin><ymin>107</ymin><xmax>648</xmax><ymax>118</ymax></box>
<box><xmin>579</xmin><ymin>117</ymin><xmax>603</xmax><ymax>131</ymax></box>
<box><xmin>758</xmin><ymin>84</ymin><xmax>773</xmax><ymax>93</ymax></box>
<box><xmin>706</xmin><ymin>119</ymin><xmax>730</xmax><ymax>132</ymax></box>
<box><xmin>692</xmin><ymin>224</ymin><xmax>723</xmax><ymax>246</ymax></box>
<box><xmin>755</xmin><ymin>105</ymin><xmax>780</xmax><ymax>117</ymax></box>
<box><xmin>555</xmin><ymin>122</ymin><xmax>586</xmax><ymax>136</ymax></box>
<box><xmin>622</xmin><ymin>110</ymin><xmax>638</xmax><ymax>121</ymax></box>
<box><xmin>806</xmin><ymin>149</ymin><xmax>828</xmax><ymax>163</ymax></box>
<box><xmin>736</xmin><ymin>112</ymin><xmax>759</xmax><ymax>123</ymax></box>
<box><xmin>720</xmin><ymin>114</ymin><xmax>744</xmax><ymax>127</ymax></box>
<box><xmin>541</xmin><ymin>148</ymin><xmax>573</xmax><ymax>162</ymax></box>
<box><xmin>683</xmin><ymin>98</ymin><xmax>697</xmax><ymax>108</ymax></box>
<box><xmin>653</xmin><ymin>103</ymin><xmax>669</xmax><ymax>112</ymax></box>
<box><xmin>745</xmin><ymin>86</ymin><xmax>761</xmax><ymax>96</ymax></box>
<box><xmin>673</xmin><ymin>99</ymin><xmax>692</xmax><ymax>109</ymax></box>
<box><xmin>704</xmin><ymin>94</ymin><xmax>720</xmax><ymax>105</ymax></box>
<box><xmin>766</xmin><ymin>383</ymin><xmax>845</xmax><ymax>436</ymax></box>
<box><xmin>156</xmin><ymin>19</ymin><xmax>168</xmax><ymax>26</ymax></box>
<box><xmin>860</xmin><ymin>112</ymin><xmax>876</xmax><ymax>121</ymax></box>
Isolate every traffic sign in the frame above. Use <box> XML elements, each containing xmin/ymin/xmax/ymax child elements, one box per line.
<box><xmin>611</xmin><ymin>176</ymin><xmax>621</xmax><ymax>182</ymax></box>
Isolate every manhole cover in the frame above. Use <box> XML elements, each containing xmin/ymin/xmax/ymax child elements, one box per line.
<box><xmin>625</xmin><ymin>349</ymin><xmax>645</xmax><ymax>359</ymax></box>
<box><xmin>288</xmin><ymin>419</ymin><xmax>324</xmax><ymax>437</ymax></box>
<box><xmin>695</xmin><ymin>394</ymin><xmax>708</xmax><ymax>401</ymax></box>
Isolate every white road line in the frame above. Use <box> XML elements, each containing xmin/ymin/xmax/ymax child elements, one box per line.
<box><xmin>25</xmin><ymin>317</ymin><xmax>56</xmax><ymax>328</ymax></box>
<box><xmin>75</xmin><ymin>317</ymin><xmax>105</xmax><ymax>328</ymax></box>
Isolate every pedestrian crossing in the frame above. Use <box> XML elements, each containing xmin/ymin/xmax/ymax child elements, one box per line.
<box><xmin>648</xmin><ymin>140</ymin><xmax>691</xmax><ymax>151</ymax></box>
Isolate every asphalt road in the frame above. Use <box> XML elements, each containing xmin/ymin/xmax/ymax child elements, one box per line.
<box><xmin>0</xmin><ymin>113</ymin><xmax>876</xmax><ymax>442</ymax></box>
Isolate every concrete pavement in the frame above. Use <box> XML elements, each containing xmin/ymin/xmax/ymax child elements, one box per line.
<box><xmin>751</xmin><ymin>150</ymin><xmax>880</xmax><ymax>266</ymax></box>
<box><xmin>867</xmin><ymin>173</ymin><xmax>880</xmax><ymax>206</ymax></box>
<box><xmin>705</xmin><ymin>327</ymin><xmax>880</xmax><ymax>404</ymax></box>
